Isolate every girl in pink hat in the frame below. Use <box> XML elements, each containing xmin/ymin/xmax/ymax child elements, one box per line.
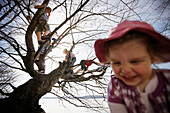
<box><xmin>94</xmin><ymin>20</ymin><xmax>170</xmax><ymax>113</ymax></box>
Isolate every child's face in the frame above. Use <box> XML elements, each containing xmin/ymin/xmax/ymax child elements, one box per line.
<box><xmin>108</xmin><ymin>39</ymin><xmax>154</xmax><ymax>91</ymax></box>
<box><xmin>64</xmin><ymin>51</ymin><xmax>69</xmax><ymax>55</ymax></box>
<box><xmin>46</xmin><ymin>9</ymin><xmax>51</xmax><ymax>14</ymax></box>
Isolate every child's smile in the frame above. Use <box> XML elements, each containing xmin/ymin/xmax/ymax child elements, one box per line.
<box><xmin>121</xmin><ymin>75</ymin><xmax>138</xmax><ymax>82</ymax></box>
<box><xmin>108</xmin><ymin>40</ymin><xmax>155</xmax><ymax>92</ymax></box>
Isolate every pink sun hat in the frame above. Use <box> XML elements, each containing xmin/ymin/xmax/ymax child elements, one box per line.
<box><xmin>94</xmin><ymin>20</ymin><xmax>170</xmax><ymax>63</ymax></box>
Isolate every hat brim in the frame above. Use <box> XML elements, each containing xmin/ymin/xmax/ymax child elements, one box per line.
<box><xmin>94</xmin><ymin>27</ymin><xmax>170</xmax><ymax>64</ymax></box>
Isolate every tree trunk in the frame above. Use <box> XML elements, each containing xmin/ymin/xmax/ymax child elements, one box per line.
<box><xmin>0</xmin><ymin>62</ymin><xmax>66</xmax><ymax>113</ymax></box>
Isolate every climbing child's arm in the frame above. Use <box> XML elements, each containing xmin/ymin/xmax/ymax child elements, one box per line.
<box><xmin>34</xmin><ymin>4</ymin><xmax>46</xmax><ymax>9</ymax></box>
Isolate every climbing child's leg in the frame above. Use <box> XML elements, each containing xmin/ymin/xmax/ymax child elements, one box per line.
<box><xmin>36</xmin><ymin>31</ymin><xmax>43</xmax><ymax>44</ymax></box>
<box><xmin>36</xmin><ymin>31</ymin><xmax>41</xmax><ymax>41</ymax></box>
<box><xmin>43</xmin><ymin>30</ymin><xmax>50</xmax><ymax>36</ymax></box>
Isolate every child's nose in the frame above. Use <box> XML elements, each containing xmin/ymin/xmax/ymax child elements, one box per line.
<box><xmin>120</xmin><ymin>64</ymin><xmax>132</xmax><ymax>75</ymax></box>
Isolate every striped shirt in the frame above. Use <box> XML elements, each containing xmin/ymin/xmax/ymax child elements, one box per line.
<box><xmin>108</xmin><ymin>69</ymin><xmax>170</xmax><ymax>113</ymax></box>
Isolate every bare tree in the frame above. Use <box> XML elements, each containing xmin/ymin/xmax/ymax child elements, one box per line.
<box><xmin>0</xmin><ymin>0</ymin><xmax>169</xmax><ymax>113</ymax></box>
<box><xmin>0</xmin><ymin>63</ymin><xmax>16</xmax><ymax>98</ymax></box>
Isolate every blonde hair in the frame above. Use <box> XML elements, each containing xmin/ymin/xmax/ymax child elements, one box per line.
<box><xmin>63</xmin><ymin>49</ymin><xmax>68</xmax><ymax>54</ymax></box>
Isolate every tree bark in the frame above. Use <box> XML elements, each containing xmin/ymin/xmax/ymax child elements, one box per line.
<box><xmin>0</xmin><ymin>62</ymin><xmax>66</xmax><ymax>113</ymax></box>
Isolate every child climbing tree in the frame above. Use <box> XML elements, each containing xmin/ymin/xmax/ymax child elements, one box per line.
<box><xmin>34</xmin><ymin>3</ymin><xmax>51</xmax><ymax>45</ymax></box>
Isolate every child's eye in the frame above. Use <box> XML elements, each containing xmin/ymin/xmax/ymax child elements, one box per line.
<box><xmin>111</xmin><ymin>62</ymin><xmax>121</xmax><ymax>65</ymax></box>
<box><xmin>130</xmin><ymin>60</ymin><xmax>141</xmax><ymax>64</ymax></box>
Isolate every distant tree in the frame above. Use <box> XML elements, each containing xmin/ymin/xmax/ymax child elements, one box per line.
<box><xmin>0</xmin><ymin>63</ymin><xmax>16</xmax><ymax>98</ymax></box>
<box><xmin>0</xmin><ymin>0</ymin><xmax>169</xmax><ymax>113</ymax></box>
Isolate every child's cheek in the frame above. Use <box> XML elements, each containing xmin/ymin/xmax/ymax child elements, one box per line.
<box><xmin>112</xmin><ymin>66</ymin><xmax>120</xmax><ymax>76</ymax></box>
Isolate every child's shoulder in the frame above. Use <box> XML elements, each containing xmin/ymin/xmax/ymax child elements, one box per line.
<box><xmin>155</xmin><ymin>69</ymin><xmax>170</xmax><ymax>76</ymax></box>
<box><xmin>155</xmin><ymin>68</ymin><xmax>170</xmax><ymax>72</ymax></box>
<box><xmin>155</xmin><ymin>69</ymin><xmax>170</xmax><ymax>84</ymax></box>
